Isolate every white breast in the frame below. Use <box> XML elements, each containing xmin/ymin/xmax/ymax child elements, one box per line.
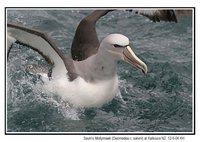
<box><xmin>42</xmin><ymin>75</ymin><xmax>119</xmax><ymax>108</ymax></box>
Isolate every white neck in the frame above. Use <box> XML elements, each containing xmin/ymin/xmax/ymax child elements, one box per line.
<box><xmin>74</xmin><ymin>48</ymin><xmax>117</xmax><ymax>82</ymax></box>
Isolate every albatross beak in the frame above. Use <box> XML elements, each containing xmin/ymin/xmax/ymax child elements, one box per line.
<box><xmin>123</xmin><ymin>46</ymin><xmax>148</xmax><ymax>74</ymax></box>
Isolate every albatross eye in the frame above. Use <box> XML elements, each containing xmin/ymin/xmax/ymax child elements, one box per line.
<box><xmin>113</xmin><ymin>44</ymin><xmax>128</xmax><ymax>48</ymax></box>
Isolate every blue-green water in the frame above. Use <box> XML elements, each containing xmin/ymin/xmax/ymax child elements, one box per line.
<box><xmin>7</xmin><ymin>10</ymin><xmax>193</xmax><ymax>132</ymax></box>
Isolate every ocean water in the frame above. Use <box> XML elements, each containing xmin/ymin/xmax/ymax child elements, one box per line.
<box><xmin>7</xmin><ymin>9</ymin><xmax>193</xmax><ymax>132</ymax></box>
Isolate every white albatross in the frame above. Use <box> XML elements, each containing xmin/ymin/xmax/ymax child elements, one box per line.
<box><xmin>7</xmin><ymin>10</ymin><xmax>177</xmax><ymax>107</ymax></box>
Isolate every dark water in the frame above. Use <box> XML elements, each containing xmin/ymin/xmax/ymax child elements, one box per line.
<box><xmin>7</xmin><ymin>9</ymin><xmax>193</xmax><ymax>132</ymax></box>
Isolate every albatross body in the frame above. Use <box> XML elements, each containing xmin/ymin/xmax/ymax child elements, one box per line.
<box><xmin>43</xmin><ymin>68</ymin><xmax>119</xmax><ymax>108</ymax></box>
<box><xmin>7</xmin><ymin>10</ymin><xmax>177</xmax><ymax>108</ymax></box>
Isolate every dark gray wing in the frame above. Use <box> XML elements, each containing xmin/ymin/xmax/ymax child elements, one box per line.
<box><xmin>135</xmin><ymin>10</ymin><xmax>177</xmax><ymax>22</ymax></box>
<box><xmin>7</xmin><ymin>23</ymin><xmax>77</xmax><ymax>80</ymax></box>
<box><xmin>71</xmin><ymin>10</ymin><xmax>113</xmax><ymax>61</ymax></box>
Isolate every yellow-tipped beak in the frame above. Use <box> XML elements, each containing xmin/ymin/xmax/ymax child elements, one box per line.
<box><xmin>123</xmin><ymin>46</ymin><xmax>148</xmax><ymax>74</ymax></box>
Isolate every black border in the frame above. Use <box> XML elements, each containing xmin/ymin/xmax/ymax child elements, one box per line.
<box><xmin>5</xmin><ymin>7</ymin><xmax>196</xmax><ymax>135</ymax></box>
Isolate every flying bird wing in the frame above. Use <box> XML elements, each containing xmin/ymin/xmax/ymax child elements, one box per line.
<box><xmin>134</xmin><ymin>10</ymin><xmax>177</xmax><ymax>22</ymax></box>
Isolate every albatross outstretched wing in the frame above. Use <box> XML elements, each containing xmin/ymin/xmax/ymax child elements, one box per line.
<box><xmin>7</xmin><ymin>23</ymin><xmax>77</xmax><ymax>80</ymax></box>
<box><xmin>71</xmin><ymin>10</ymin><xmax>113</xmax><ymax>61</ymax></box>
<box><xmin>71</xmin><ymin>9</ymin><xmax>177</xmax><ymax>61</ymax></box>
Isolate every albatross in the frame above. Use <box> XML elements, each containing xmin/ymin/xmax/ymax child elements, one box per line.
<box><xmin>7</xmin><ymin>10</ymin><xmax>177</xmax><ymax>107</ymax></box>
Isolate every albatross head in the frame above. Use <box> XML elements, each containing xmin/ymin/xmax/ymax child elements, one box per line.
<box><xmin>100</xmin><ymin>34</ymin><xmax>148</xmax><ymax>74</ymax></box>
